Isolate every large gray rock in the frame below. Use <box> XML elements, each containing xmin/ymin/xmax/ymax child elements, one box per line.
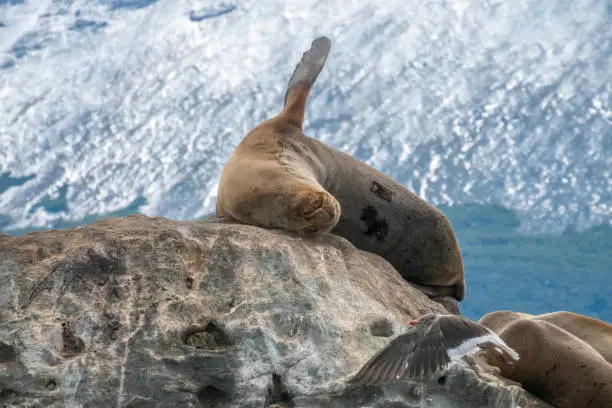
<box><xmin>0</xmin><ymin>215</ymin><xmax>550</xmax><ymax>408</ymax></box>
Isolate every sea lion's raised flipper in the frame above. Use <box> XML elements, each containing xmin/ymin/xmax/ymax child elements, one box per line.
<box><xmin>282</xmin><ymin>36</ymin><xmax>331</xmax><ymax>129</ymax></box>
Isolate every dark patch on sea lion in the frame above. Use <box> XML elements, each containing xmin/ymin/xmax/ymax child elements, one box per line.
<box><xmin>370</xmin><ymin>181</ymin><xmax>393</xmax><ymax>203</ymax></box>
<box><xmin>360</xmin><ymin>206</ymin><xmax>389</xmax><ymax>241</ymax></box>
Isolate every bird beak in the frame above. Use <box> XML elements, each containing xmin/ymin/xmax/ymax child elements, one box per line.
<box><xmin>408</xmin><ymin>320</ymin><xmax>419</xmax><ymax>326</ymax></box>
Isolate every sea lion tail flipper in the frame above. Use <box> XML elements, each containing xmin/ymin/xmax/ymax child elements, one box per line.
<box><xmin>282</xmin><ymin>36</ymin><xmax>331</xmax><ymax>129</ymax></box>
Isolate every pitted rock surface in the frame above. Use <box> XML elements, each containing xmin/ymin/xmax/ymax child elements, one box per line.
<box><xmin>0</xmin><ymin>214</ymin><xmax>551</xmax><ymax>407</ymax></box>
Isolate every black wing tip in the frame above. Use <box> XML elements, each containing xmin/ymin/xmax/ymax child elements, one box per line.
<box><xmin>348</xmin><ymin>353</ymin><xmax>403</xmax><ymax>385</ymax></box>
<box><xmin>347</xmin><ymin>374</ymin><xmax>368</xmax><ymax>385</ymax></box>
<box><xmin>349</xmin><ymin>370</ymin><xmax>400</xmax><ymax>386</ymax></box>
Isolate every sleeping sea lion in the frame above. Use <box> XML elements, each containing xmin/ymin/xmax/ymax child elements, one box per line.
<box><xmin>216</xmin><ymin>36</ymin><xmax>465</xmax><ymax>300</ymax></box>
<box><xmin>480</xmin><ymin>310</ymin><xmax>612</xmax><ymax>363</ymax></box>
<box><xmin>480</xmin><ymin>317</ymin><xmax>612</xmax><ymax>408</ymax></box>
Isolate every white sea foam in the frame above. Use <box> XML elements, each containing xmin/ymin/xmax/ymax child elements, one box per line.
<box><xmin>0</xmin><ymin>0</ymin><xmax>610</xmax><ymax>234</ymax></box>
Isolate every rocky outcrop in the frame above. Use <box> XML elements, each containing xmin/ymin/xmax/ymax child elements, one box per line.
<box><xmin>0</xmin><ymin>215</ymin><xmax>551</xmax><ymax>407</ymax></box>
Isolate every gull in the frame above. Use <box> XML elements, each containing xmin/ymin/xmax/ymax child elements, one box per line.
<box><xmin>350</xmin><ymin>313</ymin><xmax>520</xmax><ymax>384</ymax></box>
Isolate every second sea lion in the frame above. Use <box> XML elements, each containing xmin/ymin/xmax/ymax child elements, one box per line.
<box><xmin>481</xmin><ymin>317</ymin><xmax>612</xmax><ymax>408</ymax></box>
<box><xmin>480</xmin><ymin>310</ymin><xmax>612</xmax><ymax>363</ymax></box>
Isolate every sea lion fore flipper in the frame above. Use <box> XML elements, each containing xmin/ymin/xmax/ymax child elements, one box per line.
<box><xmin>282</xmin><ymin>36</ymin><xmax>332</xmax><ymax>129</ymax></box>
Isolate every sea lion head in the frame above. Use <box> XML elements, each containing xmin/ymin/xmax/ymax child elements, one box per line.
<box><xmin>405</xmin><ymin>207</ymin><xmax>466</xmax><ymax>301</ymax></box>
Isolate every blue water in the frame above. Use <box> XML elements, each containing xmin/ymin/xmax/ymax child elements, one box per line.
<box><xmin>0</xmin><ymin>171</ymin><xmax>35</xmax><ymax>195</ymax></box>
<box><xmin>441</xmin><ymin>204</ymin><xmax>612</xmax><ymax>322</ymax></box>
<box><xmin>0</xmin><ymin>195</ymin><xmax>148</xmax><ymax>235</ymax></box>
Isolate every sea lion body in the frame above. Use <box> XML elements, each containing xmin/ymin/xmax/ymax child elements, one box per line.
<box><xmin>477</xmin><ymin>310</ymin><xmax>533</xmax><ymax>333</ymax></box>
<box><xmin>534</xmin><ymin>311</ymin><xmax>612</xmax><ymax>363</ymax></box>
<box><xmin>483</xmin><ymin>318</ymin><xmax>612</xmax><ymax>408</ymax></box>
<box><xmin>480</xmin><ymin>310</ymin><xmax>612</xmax><ymax>363</ymax></box>
<box><xmin>326</xmin><ymin>146</ymin><xmax>464</xmax><ymax>298</ymax></box>
<box><xmin>216</xmin><ymin>37</ymin><xmax>465</xmax><ymax>300</ymax></box>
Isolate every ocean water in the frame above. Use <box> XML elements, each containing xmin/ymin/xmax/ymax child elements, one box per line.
<box><xmin>1</xmin><ymin>0</ymin><xmax>610</xmax><ymax>322</ymax></box>
<box><xmin>442</xmin><ymin>204</ymin><xmax>611</xmax><ymax>322</ymax></box>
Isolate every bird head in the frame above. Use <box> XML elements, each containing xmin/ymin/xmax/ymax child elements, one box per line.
<box><xmin>408</xmin><ymin>313</ymin><xmax>439</xmax><ymax>327</ymax></box>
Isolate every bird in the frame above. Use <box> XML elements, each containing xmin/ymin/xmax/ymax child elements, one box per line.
<box><xmin>350</xmin><ymin>313</ymin><xmax>520</xmax><ymax>384</ymax></box>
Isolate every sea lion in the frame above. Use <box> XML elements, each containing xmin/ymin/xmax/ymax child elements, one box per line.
<box><xmin>477</xmin><ymin>310</ymin><xmax>533</xmax><ymax>333</ymax></box>
<box><xmin>480</xmin><ymin>310</ymin><xmax>612</xmax><ymax>363</ymax></box>
<box><xmin>480</xmin><ymin>317</ymin><xmax>612</xmax><ymax>408</ymax></box>
<box><xmin>216</xmin><ymin>36</ymin><xmax>465</xmax><ymax>301</ymax></box>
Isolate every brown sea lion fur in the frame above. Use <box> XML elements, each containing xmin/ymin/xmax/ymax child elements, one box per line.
<box><xmin>216</xmin><ymin>36</ymin><xmax>465</xmax><ymax>300</ymax></box>
<box><xmin>478</xmin><ymin>310</ymin><xmax>534</xmax><ymax>333</ymax></box>
<box><xmin>479</xmin><ymin>311</ymin><xmax>612</xmax><ymax>408</ymax></box>
<box><xmin>480</xmin><ymin>310</ymin><xmax>612</xmax><ymax>363</ymax></box>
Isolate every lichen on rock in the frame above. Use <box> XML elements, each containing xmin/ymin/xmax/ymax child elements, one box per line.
<box><xmin>0</xmin><ymin>214</ymin><xmax>551</xmax><ymax>407</ymax></box>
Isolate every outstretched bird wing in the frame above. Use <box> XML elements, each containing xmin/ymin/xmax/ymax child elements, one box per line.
<box><xmin>350</xmin><ymin>315</ymin><xmax>505</xmax><ymax>384</ymax></box>
<box><xmin>438</xmin><ymin>315</ymin><xmax>520</xmax><ymax>362</ymax></box>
